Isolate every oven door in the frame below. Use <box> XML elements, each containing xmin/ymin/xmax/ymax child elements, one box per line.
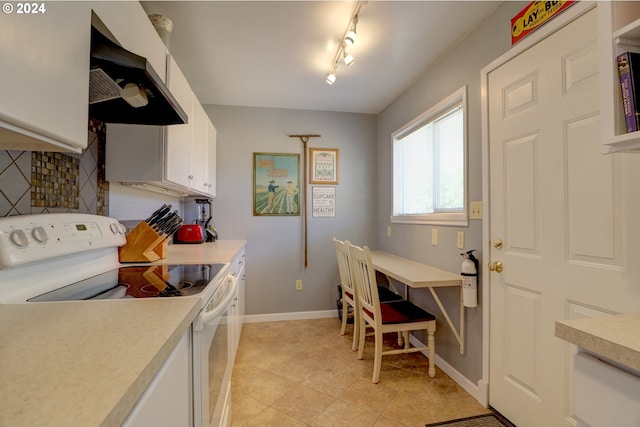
<box><xmin>193</xmin><ymin>274</ymin><xmax>237</xmax><ymax>427</ymax></box>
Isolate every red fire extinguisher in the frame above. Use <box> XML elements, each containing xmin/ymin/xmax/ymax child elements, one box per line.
<box><xmin>461</xmin><ymin>250</ymin><xmax>478</xmax><ymax>308</ymax></box>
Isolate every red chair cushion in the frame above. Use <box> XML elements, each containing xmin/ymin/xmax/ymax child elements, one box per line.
<box><xmin>380</xmin><ymin>300</ymin><xmax>435</xmax><ymax>324</ymax></box>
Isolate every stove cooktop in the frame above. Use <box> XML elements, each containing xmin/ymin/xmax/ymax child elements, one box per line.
<box><xmin>28</xmin><ymin>264</ymin><xmax>226</xmax><ymax>302</ymax></box>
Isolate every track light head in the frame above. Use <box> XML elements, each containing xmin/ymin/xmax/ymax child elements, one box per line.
<box><xmin>343</xmin><ymin>50</ymin><xmax>355</xmax><ymax>67</ymax></box>
<box><xmin>345</xmin><ymin>15</ymin><xmax>359</xmax><ymax>46</ymax></box>
<box><xmin>344</xmin><ymin>29</ymin><xmax>357</xmax><ymax>46</ymax></box>
<box><xmin>326</xmin><ymin>70</ymin><xmax>337</xmax><ymax>85</ymax></box>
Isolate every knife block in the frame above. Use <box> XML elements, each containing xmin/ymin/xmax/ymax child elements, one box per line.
<box><xmin>118</xmin><ymin>221</ymin><xmax>169</xmax><ymax>263</ymax></box>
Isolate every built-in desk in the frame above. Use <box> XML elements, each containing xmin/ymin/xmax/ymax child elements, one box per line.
<box><xmin>370</xmin><ymin>250</ymin><xmax>465</xmax><ymax>354</ymax></box>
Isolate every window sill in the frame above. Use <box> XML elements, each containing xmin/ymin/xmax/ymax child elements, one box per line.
<box><xmin>390</xmin><ymin>214</ymin><xmax>468</xmax><ymax>227</ymax></box>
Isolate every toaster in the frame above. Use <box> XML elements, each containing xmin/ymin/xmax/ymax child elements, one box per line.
<box><xmin>174</xmin><ymin>224</ymin><xmax>204</xmax><ymax>244</ymax></box>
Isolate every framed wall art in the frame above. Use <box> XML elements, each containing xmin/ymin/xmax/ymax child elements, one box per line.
<box><xmin>253</xmin><ymin>152</ymin><xmax>300</xmax><ymax>216</ymax></box>
<box><xmin>309</xmin><ymin>148</ymin><xmax>339</xmax><ymax>185</ymax></box>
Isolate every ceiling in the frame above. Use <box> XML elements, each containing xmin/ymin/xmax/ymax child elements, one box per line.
<box><xmin>141</xmin><ymin>1</ymin><xmax>502</xmax><ymax>114</ymax></box>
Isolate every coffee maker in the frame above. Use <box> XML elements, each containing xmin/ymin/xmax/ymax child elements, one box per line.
<box><xmin>194</xmin><ymin>198</ymin><xmax>218</xmax><ymax>242</ymax></box>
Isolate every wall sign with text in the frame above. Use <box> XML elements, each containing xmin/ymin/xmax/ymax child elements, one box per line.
<box><xmin>312</xmin><ymin>187</ymin><xmax>336</xmax><ymax>217</ymax></box>
<box><xmin>511</xmin><ymin>1</ymin><xmax>575</xmax><ymax>45</ymax></box>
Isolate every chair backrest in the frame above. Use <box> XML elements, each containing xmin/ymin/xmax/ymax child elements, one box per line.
<box><xmin>347</xmin><ymin>243</ymin><xmax>381</xmax><ymax>323</ymax></box>
<box><xmin>333</xmin><ymin>237</ymin><xmax>356</xmax><ymax>298</ymax></box>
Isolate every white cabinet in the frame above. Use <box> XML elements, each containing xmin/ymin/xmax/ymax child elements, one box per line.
<box><xmin>106</xmin><ymin>55</ymin><xmax>217</xmax><ymax>197</ymax></box>
<box><xmin>165</xmin><ymin>55</ymin><xmax>195</xmax><ymax>190</ymax></box>
<box><xmin>206</xmin><ymin>119</ymin><xmax>218</xmax><ymax>198</ymax></box>
<box><xmin>598</xmin><ymin>2</ymin><xmax>640</xmax><ymax>153</ymax></box>
<box><xmin>228</xmin><ymin>247</ymin><xmax>246</xmax><ymax>362</ymax></box>
<box><xmin>0</xmin><ymin>3</ymin><xmax>91</xmax><ymax>153</ymax></box>
<box><xmin>191</xmin><ymin>102</ymin><xmax>209</xmax><ymax>194</ymax></box>
<box><xmin>574</xmin><ymin>351</ymin><xmax>640</xmax><ymax>427</ymax></box>
<box><xmin>122</xmin><ymin>329</ymin><xmax>192</xmax><ymax>427</ymax></box>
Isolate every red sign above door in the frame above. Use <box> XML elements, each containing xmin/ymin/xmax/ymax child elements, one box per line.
<box><xmin>511</xmin><ymin>1</ymin><xmax>576</xmax><ymax>45</ymax></box>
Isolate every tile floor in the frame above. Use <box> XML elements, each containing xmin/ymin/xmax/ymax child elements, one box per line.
<box><xmin>231</xmin><ymin>317</ymin><xmax>491</xmax><ymax>427</ymax></box>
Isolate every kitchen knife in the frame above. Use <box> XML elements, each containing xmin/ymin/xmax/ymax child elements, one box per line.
<box><xmin>155</xmin><ymin>210</ymin><xmax>179</xmax><ymax>230</ymax></box>
<box><xmin>145</xmin><ymin>204</ymin><xmax>167</xmax><ymax>224</ymax></box>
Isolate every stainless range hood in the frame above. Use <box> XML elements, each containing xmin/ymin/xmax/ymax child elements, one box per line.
<box><xmin>88</xmin><ymin>14</ymin><xmax>187</xmax><ymax>126</ymax></box>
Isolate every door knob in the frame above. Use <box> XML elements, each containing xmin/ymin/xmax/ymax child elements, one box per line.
<box><xmin>488</xmin><ymin>261</ymin><xmax>503</xmax><ymax>273</ymax></box>
<box><xmin>493</xmin><ymin>238</ymin><xmax>503</xmax><ymax>250</ymax></box>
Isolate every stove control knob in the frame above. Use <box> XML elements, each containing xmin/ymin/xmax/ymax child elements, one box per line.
<box><xmin>110</xmin><ymin>223</ymin><xmax>120</xmax><ymax>234</ymax></box>
<box><xmin>10</xmin><ymin>229</ymin><xmax>28</xmax><ymax>249</ymax></box>
<box><xmin>31</xmin><ymin>226</ymin><xmax>48</xmax><ymax>244</ymax></box>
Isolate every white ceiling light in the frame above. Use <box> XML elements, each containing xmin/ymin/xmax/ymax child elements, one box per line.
<box><xmin>325</xmin><ymin>1</ymin><xmax>364</xmax><ymax>85</ymax></box>
<box><xmin>326</xmin><ymin>69</ymin><xmax>337</xmax><ymax>85</ymax></box>
<box><xmin>344</xmin><ymin>16</ymin><xmax>358</xmax><ymax>46</ymax></box>
<box><xmin>343</xmin><ymin>49</ymin><xmax>355</xmax><ymax>67</ymax></box>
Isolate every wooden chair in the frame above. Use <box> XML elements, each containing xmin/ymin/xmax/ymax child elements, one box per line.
<box><xmin>334</xmin><ymin>237</ymin><xmax>360</xmax><ymax>351</ymax></box>
<box><xmin>334</xmin><ymin>237</ymin><xmax>403</xmax><ymax>351</ymax></box>
<box><xmin>347</xmin><ymin>242</ymin><xmax>437</xmax><ymax>383</ymax></box>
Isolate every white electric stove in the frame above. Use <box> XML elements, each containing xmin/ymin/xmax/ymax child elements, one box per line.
<box><xmin>0</xmin><ymin>213</ymin><xmax>226</xmax><ymax>304</ymax></box>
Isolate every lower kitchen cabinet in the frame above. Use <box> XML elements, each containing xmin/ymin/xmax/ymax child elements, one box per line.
<box><xmin>122</xmin><ymin>329</ymin><xmax>192</xmax><ymax>427</ymax></box>
<box><xmin>227</xmin><ymin>247</ymin><xmax>246</xmax><ymax>363</ymax></box>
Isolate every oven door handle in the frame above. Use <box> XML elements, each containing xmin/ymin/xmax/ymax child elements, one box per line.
<box><xmin>193</xmin><ymin>274</ymin><xmax>237</xmax><ymax>331</ymax></box>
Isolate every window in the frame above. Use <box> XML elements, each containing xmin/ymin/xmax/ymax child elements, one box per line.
<box><xmin>392</xmin><ymin>86</ymin><xmax>467</xmax><ymax>226</ymax></box>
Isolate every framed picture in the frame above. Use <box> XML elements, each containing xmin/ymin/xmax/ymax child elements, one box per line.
<box><xmin>253</xmin><ymin>152</ymin><xmax>300</xmax><ymax>216</ymax></box>
<box><xmin>309</xmin><ymin>148</ymin><xmax>339</xmax><ymax>184</ymax></box>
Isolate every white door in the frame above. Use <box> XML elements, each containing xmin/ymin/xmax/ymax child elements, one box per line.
<box><xmin>488</xmin><ymin>8</ymin><xmax>628</xmax><ymax>426</ymax></box>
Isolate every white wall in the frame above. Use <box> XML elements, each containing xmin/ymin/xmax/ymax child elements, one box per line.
<box><xmin>375</xmin><ymin>1</ymin><xmax>527</xmax><ymax>384</ymax></box>
<box><xmin>205</xmin><ymin>105</ymin><xmax>377</xmax><ymax>315</ymax></box>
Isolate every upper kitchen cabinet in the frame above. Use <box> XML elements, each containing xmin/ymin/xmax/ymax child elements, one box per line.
<box><xmin>599</xmin><ymin>2</ymin><xmax>640</xmax><ymax>153</ymax></box>
<box><xmin>106</xmin><ymin>55</ymin><xmax>217</xmax><ymax>198</ymax></box>
<box><xmin>0</xmin><ymin>3</ymin><xmax>91</xmax><ymax>153</ymax></box>
<box><xmin>165</xmin><ymin>55</ymin><xmax>196</xmax><ymax>190</ymax></box>
<box><xmin>206</xmin><ymin>118</ymin><xmax>217</xmax><ymax>198</ymax></box>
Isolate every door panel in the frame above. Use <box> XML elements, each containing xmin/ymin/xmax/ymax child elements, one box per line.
<box><xmin>565</xmin><ymin>114</ymin><xmax>622</xmax><ymax>265</ymax></box>
<box><xmin>505</xmin><ymin>135</ymin><xmax>538</xmax><ymax>253</ymax></box>
<box><xmin>503</xmin><ymin>285</ymin><xmax>540</xmax><ymax>395</ymax></box>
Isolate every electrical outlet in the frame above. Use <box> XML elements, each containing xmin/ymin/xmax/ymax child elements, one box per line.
<box><xmin>295</xmin><ymin>280</ymin><xmax>302</xmax><ymax>291</ymax></box>
<box><xmin>457</xmin><ymin>231</ymin><xmax>465</xmax><ymax>249</ymax></box>
<box><xmin>386</xmin><ymin>226</ymin><xmax>392</xmax><ymax>237</ymax></box>
<box><xmin>470</xmin><ymin>201</ymin><xmax>483</xmax><ymax>219</ymax></box>
<box><xmin>431</xmin><ymin>228</ymin><xmax>439</xmax><ymax>246</ymax></box>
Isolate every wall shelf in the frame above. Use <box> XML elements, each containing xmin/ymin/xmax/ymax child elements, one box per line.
<box><xmin>599</xmin><ymin>3</ymin><xmax>640</xmax><ymax>154</ymax></box>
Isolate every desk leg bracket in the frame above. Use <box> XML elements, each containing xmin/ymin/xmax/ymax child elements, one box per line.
<box><xmin>428</xmin><ymin>288</ymin><xmax>465</xmax><ymax>355</ymax></box>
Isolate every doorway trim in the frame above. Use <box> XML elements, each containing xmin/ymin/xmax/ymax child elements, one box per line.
<box><xmin>478</xmin><ymin>1</ymin><xmax>595</xmax><ymax>407</ymax></box>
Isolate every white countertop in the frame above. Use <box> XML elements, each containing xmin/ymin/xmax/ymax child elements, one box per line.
<box><xmin>0</xmin><ymin>240</ymin><xmax>246</xmax><ymax>427</ymax></box>
<box><xmin>555</xmin><ymin>313</ymin><xmax>640</xmax><ymax>373</ymax></box>
<box><xmin>161</xmin><ymin>240</ymin><xmax>246</xmax><ymax>265</ymax></box>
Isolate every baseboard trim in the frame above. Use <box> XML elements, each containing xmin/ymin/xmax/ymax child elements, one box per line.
<box><xmin>243</xmin><ymin>310</ymin><xmax>336</xmax><ymax>323</ymax></box>
<box><xmin>409</xmin><ymin>335</ymin><xmax>488</xmax><ymax>406</ymax></box>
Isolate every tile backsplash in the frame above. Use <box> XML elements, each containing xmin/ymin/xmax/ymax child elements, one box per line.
<box><xmin>0</xmin><ymin>120</ymin><xmax>108</xmax><ymax>217</ymax></box>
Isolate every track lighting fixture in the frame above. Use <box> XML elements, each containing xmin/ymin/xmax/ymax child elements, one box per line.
<box><xmin>325</xmin><ymin>1</ymin><xmax>364</xmax><ymax>85</ymax></box>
